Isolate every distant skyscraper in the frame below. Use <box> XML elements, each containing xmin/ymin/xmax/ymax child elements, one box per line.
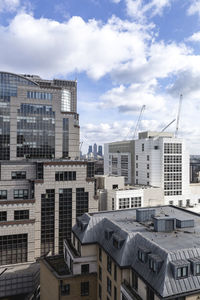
<box><xmin>93</xmin><ymin>143</ymin><xmax>97</xmax><ymax>158</ymax></box>
<box><xmin>98</xmin><ymin>145</ymin><xmax>103</xmax><ymax>156</ymax></box>
<box><xmin>88</xmin><ymin>145</ymin><xmax>92</xmax><ymax>154</ymax></box>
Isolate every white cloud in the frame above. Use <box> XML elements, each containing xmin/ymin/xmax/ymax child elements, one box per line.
<box><xmin>110</xmin><ymin>0</ymin><xmax>121</xmax><ymax>3</ymax></box>
<box><xmin>125</xmin><ymin>0</ymin><xmax>172</xmax><ymax>21</ymax></box>
<box><xmin>99</xmin><ymin>79</ymin><xmax>166</xmax><ymax>113</ymax></box>
<box><xmin>187</xmin><ymin>0</ymin><xmax>200</xmax><ymax>17</ymax></box>
<box><xmin>0</xmin><ymin>0</ymin><xmax>20</xmax><ymax>12</ymax></box>
<box><xmin>0</xmin><ymin>13</ymin><xmax>151</xmax><ymax>79</ymax></box>
<box><xmin>187</xmin><ymin>31</ymin><xmax>200</xmax><ymax>42</ymax></box>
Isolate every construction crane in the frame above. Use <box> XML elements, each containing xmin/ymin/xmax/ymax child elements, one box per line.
<box><xmin>153</xmin><ymin>119</ymin><xmax>176</xmax><ymax>140</ymax></box>
<box><xmin>133</xmin><ymin>105</ymin><xmax>146</xmax><ymax>139</ymax></box>
<box><xmin>175</xmin><ymin>94</ymin><xmax>183</xmax><ymax>138</ymax></box>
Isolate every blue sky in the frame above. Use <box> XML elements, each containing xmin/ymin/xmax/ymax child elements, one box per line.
<box><xmin>1</xmin><ymin>0</ymin><xmax>200</xmax><ymax>154</ymax></box>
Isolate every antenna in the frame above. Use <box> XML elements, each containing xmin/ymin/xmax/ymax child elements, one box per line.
<box><xmin>175</xmin><ymin>94</ymin><xmax>183</xmax><ymax>138</ymax></box>
<box><xmin>133</xmin><ymin>105</ymin><xmax>146</xmax><ymax>139</ymax></box>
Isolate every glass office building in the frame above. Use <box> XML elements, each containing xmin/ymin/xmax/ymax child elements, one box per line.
<box><xmin>0</xmin><ymin>71</ymin><xmax>79</xmax><ymax>160</ymax></box>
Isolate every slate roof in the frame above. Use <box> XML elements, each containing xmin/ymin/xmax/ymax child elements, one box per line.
<box><xmin>72</xmin><ymin>206</ymin><xmax>200</xmax><ymax>298</ymax></box>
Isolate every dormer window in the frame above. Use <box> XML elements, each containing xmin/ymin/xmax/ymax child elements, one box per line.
<box><xmin>138</xmin><ymin>247</ymin><xmax>150</xmax><ymax>263</ymax></box>
<box><xmin>177</xmin><ymin>266</ymin><xmax>188</xmax><ymax>278</ymax></box>
<box><xmin>170</xmin><ymin>260</ymin><xmax>189</xmax><ymax>279</ymax></box>
<box><xmin>105</xmin><ymin>228</ymin><xmax>114</xmax><ymax>240</ymax></box>
<box><xmin>148</xmin><ymin>254</ymin><xmax>163</xmax><ymax>273</ymax></box>
<box><xmin>189</xmin><ymin>257</ymin><xmax>200</xmax><ymax>275</ymax></box>
<box><xmin>112</xmin><ymin>233</ymin><xmax>125</xmax><ymax>249</ymax></box>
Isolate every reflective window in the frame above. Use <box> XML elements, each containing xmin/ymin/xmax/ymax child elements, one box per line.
<box><xmin>27</xmin><ymin>91</ymin><xmax>52</xmax><ymax>100</ymax></box>
<box><xmin>61</xmin><ymin>89</ymin><xmax>71</xmax><ymax>112</ymax></box>
<box><xmin>17</xmin><ymin>104</ymin><xmax>55</xmax><ymax>158</ymax></box>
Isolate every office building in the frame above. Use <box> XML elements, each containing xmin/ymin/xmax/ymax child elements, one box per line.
<box><xmin>88</xmin><ymin>145</ymin><xmax>92</xmax><ymax>154</ymax></box>
<box><xmin>93</xmin><ymin>143</ymin><xmax>97</xmax><ymax>159</ymax></box>
<box><xmin>41</xmin><ymin>205</ymin><xmax>200</xmax><ymax>299</ymax></box>
<box><xmin>0</xmin><ymin>71</ymin><xmax>80</xmax><ymax>160</ymax></box>
<box><xmin>95</xmin><ymin>175</ymin><xmax>164</xmax><ymax>211</ymax></box>
<box><xmin>104</xmin><ymin>140</ymin><xmax>135</xmax><ymax>184</ymax></box>
<box><xmin>104</xmin><ymin>131</ymin><xmax>200</xmax><ymax>207</ymax></box>
<box><xmin>98</xmin><ymin>145</ymin><xmax>103</xmax><ymax>157</ymax></box>
<box><xmin>0</xmin><ymin>72</ymin><xmax>98</xmax><ymax>299</ymax></box>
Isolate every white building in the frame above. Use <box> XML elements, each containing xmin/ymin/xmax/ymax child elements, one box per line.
<box><xmin>135</xmin><ymin>131</ymin><xmax>191</xmax><ymax>206</ymax></box>
<box><xmin>96</xmin><ymin>175</ymin><xmax>164</xmax><ymax>211</ymax></box>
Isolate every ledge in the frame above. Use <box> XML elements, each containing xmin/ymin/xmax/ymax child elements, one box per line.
<box><xmin>0</xmin><ymin>219</ymin><xmax>35</xmax><ymax>226</ymax></box>
<box><xmin>0</xmin><ymin>199</ymin><xmax>35</xmax><ymax>205</ymax></box>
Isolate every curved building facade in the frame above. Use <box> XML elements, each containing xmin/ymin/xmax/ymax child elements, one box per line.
<box><xmin>0</xmin><ymin>72</ymin><xmax>79</xmax><ymax>160</ymax></box>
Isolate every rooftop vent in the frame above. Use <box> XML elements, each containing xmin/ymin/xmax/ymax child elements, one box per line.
<box><xmin>153</xmin><ymin>217</ymin><xmax>176</xmax><ymax>232</ymax></box>
<box><xmin>176</xmin><ymin>218</ymin><xmax>194</xmax><ymax>228</ymax></box>
<box><xmin>136</xmin><ymin>208</ymin><xmax>155</xmax><ymax>222</ymax></box>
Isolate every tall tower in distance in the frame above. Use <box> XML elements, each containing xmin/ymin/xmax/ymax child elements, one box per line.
<box><xmin>93</xmin><ymin>143</ymin><xmax>97</xmax><ymax>158</ymax></box>
<box><xmin>98</xmin><ymin>145</ymin><xmax>103</xmax><ymax>156</ymax></box>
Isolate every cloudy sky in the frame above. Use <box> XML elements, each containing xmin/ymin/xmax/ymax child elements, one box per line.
<box><xmin>1</xmin><ymin>0</ymin><xmax>200</xmax><ymax>154</ymax></box>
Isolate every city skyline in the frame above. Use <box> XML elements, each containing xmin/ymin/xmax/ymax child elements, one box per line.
<box><xmin>1</xmin><ymin>0</ymin><xmax>200</xmax><ymax>153</ymax></box>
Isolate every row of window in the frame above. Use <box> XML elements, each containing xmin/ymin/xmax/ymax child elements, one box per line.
<box><xmin>164</xmin><ymin>164</ymin><xmax>182</xmax><ymax>172</ymax></box>
<box><xmin>165</xmin><ymin>190</ymin><xmax>182</xmax><ymax>196</ymax></box>
<box><xmin>11</xmin><ymin>171</ymin><xmax>26</xmax><ymax>180</ymax></box>
<box><xmin>27</xmin><ymin>91</ymin><xmax>52</xmax><ymax>101</ymax></box>
<box><xmin>169</xmin><ymin>199</ymin><xmax>191</xmax><ymax>207</ymax></box>
<box><xmin>136</xmin><ymin>155</ymin><xmax>149</xmax><ymax>161</ymax></box>
<box><xmin>0</xmin><ymin>210</ymin><xmax>29</xmax><ymax>222</ymax></box>
<box><xmin>164</xmin><ymin>173</ymin><xmax>182</xmax><ymax>181</ymax></box>
<box><xmin>118</xmin><ymin>197</ymin><xmax>142</xmax><ymax>209</ymax></box>
<box><xmin>61</xmin><ymin>281</ymin><xmax>89</xmax><ymax>296</ymax></box>
<box><xmin>0</xmin><ymin>189</ymin><xmax>29</xmax><ymax>200</ymax></box>
<box><xmin>55</xmin><ymin>171</ymin><xmax>76</xmax><ymax>181</ymax></box>
<box><xmin>164</xmin><ymin>155</ymin><xmax>182</xmax><ymax>164</ymax></box>
<box><xmin>164</xmin><ymin>143</ymin><xmax>182</xmax><ymax>154</ymax></box>
<box><xmin>164</xmin><ymin>182</ymin><xmax>182</xmax><ymax>190</ymax></box>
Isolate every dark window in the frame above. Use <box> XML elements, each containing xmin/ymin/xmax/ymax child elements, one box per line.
<box><xmin>142</xmin><ymin>144</ymin><xmax>144</xmax><ymax>151</ymax></box>
<box><xmin>0</xmin><ymin>234</ymin><xmax>27</xmax><ymax>265</ymax></box>
<box><xmin>136</xmin><ymin>155</ymin><xmax>138</xmax><ymax>160</ymax></box>
<box><xmin>55</xmin><ymin>171</ymin><xmax>76</xmax><ymax>181</ymax></box>
<box><xmin>132</xmin><ymin>270</ymin><xmax>138</xmax><ymax>290</ymax></box>
<box><xmin>107</xmin><ymin>255</ymin><xmax>112</xmax><ymax>274</ymax></box>
<box><xmin>13</xmin><ymin>189</ymin><xmax>28</xmax><ymax>199</ymax></box>
<box><xmin>99</xmin><ymin>284</ymin><xmax>102</xmax><ymax>299</ymax></box>
<box><xmin>0</xmin><ymin>190</ymin><xmax>7</xmax><ymax>200</ymax></box>
<box><xmin>138</xmin><ymin>249</ymin><xmax>146</xmax><ymax>263</ymax></box>
<box><xmin>114</xmin><ymin>264</ymin><xmax>117</xmax><ymax>281</ymax></box>
<box><xmin>0</xmin><ymin>211</ymin><xmax>7</xmax><ymax>222</ymax></box>
<box><xmin>14</xmin><ymin>210</ymin><xmax>29</xmax><ymax>220</ymax></box>
<box><xmin>146</xmin><ymin>286</ymin><xmax>154</xmax><ymax>300</ymax></box>
<box><xmin>149</xmin><ymin>258</ymin><xmax>157</xmax><ymax>272</ymax></box>
<box><xmin>61</xmin><ymin>284</ymin><xmax>70</xmax><ymax>295</ymax></box>
<box><xmin>81</xmin><ymin>282</ymin><xmax>89</xmax><ymax>296</ymax></box>
<box><xmin>177</xmin><ymin>266</ymin><xmax>188</xmax><ymax>278</ymax></box>
<box><xmin>76</xmin><ymin>188</ymin><xmax>88</xmax><ymax>218</ymax></box>
<box><xmin>81</xmin><ymin>264</ymin><xmax>89</xmax><ymax>274</ymax></box>
<box><xmin>12</xmin><ymin>171</ymin><xmax>26</xmax><ymax>180</ymax></box>
<box><xmin>99</xmin><ymin>265</ymin><xmax>102</xmax><ymax>281</ymax></box>
<box><xmin>41</xmin><ymin>189</ymin><xmax>55</xmax><ymax>256</ymax></box>
<box><xmin>59</xmin><ymin>189</ymin><xmax>72</xmax><ymax>254</ymax></box>
<box><xmin>196</xmin><ymin>264</ymin><xmax>200</xmax><ymax>275</ymax></box>
<box><xmin>147</xmin><ymin>155</ymin><xmax>149</xmax><ymax>161</ymax></box>
<box><xmin>99</xmin><ymin>247</ymin><xmax>102</xmax><ymax>262</ymax></box>
<box><xmin>114</xmin><ymin>286</ymin><xmax>117</xmax><ymax>300</ymax></box>
<box><xmin>87</xmin><ymin>162</ymin><xmax>95</xmax><ymax>178</ymax></box>
<box><xmin>112</xmin><ymin>185</ymin><xmax>118</xmax><ymax>189</ymax></box>
<box><xmin>107</xmin><ymin>277</ymin><xmax>112</xmax><ymax>296</ymax></box>
<box><xmin>63</xmin><ymin>118</ymin><xmax>69</xmax><ymax>158</ymax></box>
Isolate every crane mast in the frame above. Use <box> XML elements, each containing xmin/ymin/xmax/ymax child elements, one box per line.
<box><xmin>133</xmin><ymin>105</ymin><xmax>146</xmax><ymax>139</ymax></box>
<box><xmin>175</xmin><ymin>94</ymin><xmax>183</xmax><ymax>138</ymax></box>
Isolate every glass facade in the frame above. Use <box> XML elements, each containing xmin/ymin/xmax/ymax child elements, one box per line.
<box><xmin>59</xmin><ymin>188</ymin><xmax>72</xmax><ymax>254</ymax></box>
<box><xmin>76</xmin><ymin>188</ymin><xmax>89</xmax><ymax>218</ymax></box>
<box><xmin>61</xmin><ymin>89</ymin><xmax>71</xmax><ymax>112</ymax></box>
<box><xmin>0</xmin><ymin>234</ymin><xmax>28</xmax><ymax>265</ymax></box>
<box><xmin>0</xmin><ymin>73</ymin><xmax>37</xmax><ymax>160</ymax></box>
<box><xmin>17</xmin><ymin>104</ymin><xmax>55</xmax><ymax>158</ymax></box>
<box><xmin>63</xmin><ymin>118</ymin><xmax>69</xmax><ymax>158</ymax></box>
<box><xmin>41</xmin><ymin>189</ymin><xmax>55</xmax><ymax>256</ymax></box>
